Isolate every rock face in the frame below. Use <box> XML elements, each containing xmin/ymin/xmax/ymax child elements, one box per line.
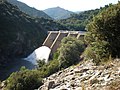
<box><xmin>39</xmin><ymin>59</ymin><xmax>120</xmax><ymax>90</ymax></box>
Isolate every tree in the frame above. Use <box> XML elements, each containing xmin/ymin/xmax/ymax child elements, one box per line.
<box><xmin>58</xmin><ymin>37</ymin><xmax>85</xmax><ymax>68</ymax></box>
<box><xmin>84</xmin><ymin>2</ymin><xmax>120</xmax><ymax>64</ymax></box>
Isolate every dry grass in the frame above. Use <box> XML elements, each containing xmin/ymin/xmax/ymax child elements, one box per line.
<box><xmin>107</xmin><ymin>80</ymin><xmax>120</xmax><ymax>90</ymax></box>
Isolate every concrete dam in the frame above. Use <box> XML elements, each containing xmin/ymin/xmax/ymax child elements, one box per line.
<box><xmin>25</xmin><ymin>31</ymin><xmax>86</xmax><ymax>64</ymax></box>
<box><xmin>43</xmin><ymin>31</ymin><xmax>85</xmax><ymax>54</ymax></box>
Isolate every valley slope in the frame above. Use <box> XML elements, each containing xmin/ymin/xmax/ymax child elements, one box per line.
<box><xmin>7</xmin><ymin>0</ymin><xmax>52</xmax><ymax>19</ymax></box>
<box><xmin>0</xmin><ymin>0</ymin><xmax>47</xmax><ymax>66</ymax></box>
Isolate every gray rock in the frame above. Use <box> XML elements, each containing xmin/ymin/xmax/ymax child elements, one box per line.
<box><xmin>38</xmin><ymin>59</ymin><xmax>120</xmax><ymax>90</ymax></box>
<box><xmin>48</xmin><ymin>81</ymin><xmax>55</xmax><ymax>89</ymax></box>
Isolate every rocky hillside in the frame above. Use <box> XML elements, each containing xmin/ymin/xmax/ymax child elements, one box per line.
<box><xmin>7</xmin><ymin>0</ymin><xmax>52</xmax><ymax>19</ymax></box>
<box><xmin>44</xmin><ymin>7</ymin><xmax>74</xmax><ymax>20</ymax></box>
<box><xmin>39</xmin><ymin>59</ymin><xmax>120</xmax><ymax>90</ymax></box>
<box><xmin>0</xmin><ymin>0</ymin><xmax>47</xmax><ymax>66</ymax></box>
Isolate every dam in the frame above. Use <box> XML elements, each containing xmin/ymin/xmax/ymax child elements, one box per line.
<box><xmin>25</xmin><ymin>30</ymin><xmax>86</xmax><ymax>64</ymax></box>
<box><xmin>43</xmin><ymin>31</ymin><xmax>85</xmax><ymax>54</ymax></box>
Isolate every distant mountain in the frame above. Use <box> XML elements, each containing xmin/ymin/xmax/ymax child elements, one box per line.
<box><xmin>74</xmin><ymin>11</ymin><xmax>83</xmax><ymax>14</ymax></box>
<box><xmin>7</xmin><ymin>0</ymin><xmax>52</xmax><ymax>19</ymax></box>
<box><xmin>44</xmin><ymin>7</ymin><xmax>74</xmax><ymax>20</ymax></box>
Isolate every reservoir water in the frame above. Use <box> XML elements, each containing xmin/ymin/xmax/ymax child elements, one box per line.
<box><xmin>0</xmin><ymin>59</ymin><xmax>35</xmax><ymax>80</ymax></box>
<box><xmin>0</xmin><ymin>46</ymin><xmax>51</xmax><ymax>80</ymax></box>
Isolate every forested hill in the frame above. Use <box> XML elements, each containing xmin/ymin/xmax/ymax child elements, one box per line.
<box><xmin>0</xmin><ymin>0</ymin><xmax>67</xmax><ymax>67</ymax></box>
<box><xmin>0</xmin><ymin>0</ymin><xmax>47</xmax><ymax>66</ymax></box>
<box><xmin>7</xmin><ymin>0</ymin><xmax>52</xmax><ymax>19</ymax></box>
<box><xmin>57</xmin><ymin>7</ymin><xmax>108</xmax><ymax>31</ymax></box>
<box><xmin>44</xmin><ymin>7</ymin><xmax>74</xmax><ymax>20</ymax></box>
<box><xmin>35</xmin><ymin>17</ymin><xmax>67</xmax><ymax>31</ymax></box>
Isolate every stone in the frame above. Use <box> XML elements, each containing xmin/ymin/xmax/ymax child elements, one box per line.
<box><xmin>48</xmin><ymin>81</ymin><xmax>55</xmax><ymax>89</ymax></box>
<box><xmin>39</xmin><ymin>59</ymin><xmax>120</xmax><ymax>90</ymax></box>
<box><xmin>74</xmin><ymin>68</ymin><xmax>89</xmax><ymax>73</ymax></box>
<box><xmin>76</xmin><ymin>87</ymin><xmax>82</xmax><ymax>90</ymax></box>
<box><xmin>1</xmin><ymin>81</ymin><xmax>6</xmax><ymax>88</ymax></box>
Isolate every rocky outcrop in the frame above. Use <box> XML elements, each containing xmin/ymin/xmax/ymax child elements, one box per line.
<box><xmin>39</xmin><ymin>59</ymin><xmax>120</xmax><ymax>90</ymax></box>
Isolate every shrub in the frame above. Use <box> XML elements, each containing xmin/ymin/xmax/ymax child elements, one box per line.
<box><xmin>83</xmin><ymin>41</ymin><xmax>110</xmax><ymax>64</ymax></box>
<box><xmin>58</xmin><ymin>37</ymin><xmax>85</xmax><ymax>68</ymax></box>
<box><xmin>38</xmin><ymin>59</ymin><xmax>59</xmax><ymax>77</ymax></box>
<box><xmin>4</xmin><ymin>67</ymin><xmax>42</xmax><ymax>90</ymax></box>
<box><xmin>84</xmin><ymin>2</ymin><xmax>120</xmax><ymax>64</ymax></box>
<box><xmin>36</xmin><ymin>59</ymin><xmax>46</xmax><ymax>68</ymax></box>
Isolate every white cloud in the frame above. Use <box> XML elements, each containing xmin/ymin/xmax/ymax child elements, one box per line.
<box><xmin>18</xmin><ymin>0</ymin><xmax>118</xmax><ymax>11</ymax></box>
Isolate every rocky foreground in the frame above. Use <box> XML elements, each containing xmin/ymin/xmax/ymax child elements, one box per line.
<box><xmin>39</xmin><ymin>59</ymin><xmax>120</xmax><ymax>90</ymax></box>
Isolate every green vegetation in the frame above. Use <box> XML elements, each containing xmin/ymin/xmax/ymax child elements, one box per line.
<box><xmin>58</xmin><ymin>9</ymin><xmax>101</xmax><ymax>31</ymax></box>
<box><xmin>37</xmin><ymin>59</ymin><xmax>59</xmax><ymax>77</ymax></box>
<box><xmin>0</xmin><ymin>0</ymin><xmax>47</xmax><ymax>66</ymax></box>
<box><xmin>84</xmin><ymin>2</ymin><xmax>120</xmax><ymax>64</ymax></box>
<box><xmin>4</xmin><ymin>67</ymin><xmax>42</xmax><ymax>90</ymax></box>
<box><xmin>7</xmin><ymin>0</ymin><xmax>52</xmax><ymax>19</ymax></box>
<box><xmin>35</xmin><ymin>17</ymin><xmax>67</xmax><ymax>31</ymax></box>
<box><xmin>57</xmin><ymin>5</ymin><xmax>110</xmax><ymax>31</ymax></box>
<box><xmin>58</xmin><ymin>37</ymin><xmax>85</xmax><ymax>68</ymax></box>
<box><xmin>2</xmin><ymin>0</ymin><xmax>120</xmax><ymax>89</ymax></box>
<box><xmin>4</xmin><ymin>36</ymin><xmax>85</xmax><ymax>90</ymax></box>
<box><xmin>37</xmin><ymin>37</ymin><xmax>85</xmax><ymax>76</ymax></box>
<box><xmin>0</xmin><ymin>0</ymin><xmax>66</xmax><ymax>69</ymax></box>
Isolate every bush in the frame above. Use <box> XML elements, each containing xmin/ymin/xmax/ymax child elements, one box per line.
<box><xmin>58</xmin><ymin>37</ymin><xmax>85</xmax><ymax>68</ymax></box>
<box><xmin>83</xmin><ymin>41</ymin><xmax>110</xmax><ymax>64</ymax></box>
<box><xmin>84</xmin><ymin>2</ymin><xmax>120</xmax><ymax>64</ymax></box>
<box><xmin>36</xmin><ymin>59</ymin><xmax>46</xmax><ymax>68</ymax></box>
<box><xmin>38</xmin><ymin>59</ymin><xmax>59</xmax><ymax>77</ymax></box>
<box><xmin>4</xmin><ymin>67</ymin><xmax>43</xmax><ymax>90</ymax></box>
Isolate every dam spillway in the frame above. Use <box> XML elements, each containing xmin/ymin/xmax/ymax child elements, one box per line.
<box><xmin>43</xmin><ymin>31</ymin><xmax>86</xmax><ymax>54</ymax></box>
<box><xmin>25</xmin><ymin>31</ymin><xmax>86</xmax><ymax>64</ymax></box>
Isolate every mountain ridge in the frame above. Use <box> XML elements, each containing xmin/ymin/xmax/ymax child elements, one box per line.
<box><xmin>7</xmin><ymin>0</ymin><xmax>52</xmax><ymax>19</ymax></box>
<box><xmin>44</xmin><ymin>7</ymin><xmax>74</xmax><ymax>20</ymax></box>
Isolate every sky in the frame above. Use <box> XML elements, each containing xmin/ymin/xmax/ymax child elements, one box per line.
<box><xmin>18</xmin><ymin>0</ymin><xmax>119</xmax><ymax>12</ymax></box>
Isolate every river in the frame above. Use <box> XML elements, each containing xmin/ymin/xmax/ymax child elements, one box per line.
<box><xmin>0</xmin><ymin>46</ymin><xmax>51</xmax><ymax>81</ymax></box>
<box><xmin>0</xmin><ymin>59</ymin><xmax>35</xmax><ymax>80</ymax></box>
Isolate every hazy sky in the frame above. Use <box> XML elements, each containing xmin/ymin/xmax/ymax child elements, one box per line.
<box><xmin>18</xmin><ymin>0</ymin><xmax>119</xmax><ymax>11</ymax></box>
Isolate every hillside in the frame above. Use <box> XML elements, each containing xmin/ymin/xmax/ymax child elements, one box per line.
<box><xmin>0</xmin><ymin>0</ymin><xmax>47</xmax><ymax>66</ymax></box>
<box><xmin>44</xmin><ymin>7</ymin><xmax>74</xmax><ymax>20</ymax></box>
<box><xmin>39</xmin><ymin>59</ymin><xmax>120</xmax><ymax>90</ymax></box>
<box><xmin>1</xmin><ymin>1</ymin><xmax>120</xmax><ymax>90</ymax></box>
<box><xmin>7</xmin><ymin>0</ymin><xmax>52</xmax><ymax>19</ymax></box>
<box><xmin>58</xmin><ymin>9</ymin><xmax>101</xmax><ymax>31</ymax></box>
<box><xmin>35</xmin><ymin>17</ymin><xmax>67</xmax><ymax>31</ymax></box>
